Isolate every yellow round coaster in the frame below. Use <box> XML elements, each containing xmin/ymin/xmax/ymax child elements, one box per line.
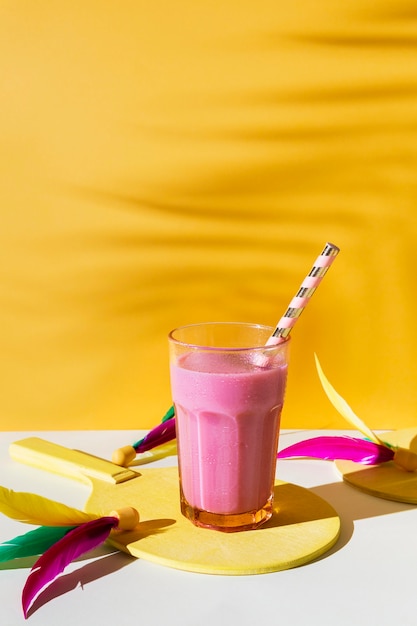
<box><xmin>335</xmin><ymin>427</ymin><xmax>417</xmax><ymax>504</ymax></box>
<box><xmin>84</xmin><ymin>466</ymin><xmax>340</xmax><ymax>575</ymax></box>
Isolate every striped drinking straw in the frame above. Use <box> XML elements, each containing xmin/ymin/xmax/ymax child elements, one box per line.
<box><xmin>266</xmin><ymin>242</ymin><xmax>340</xmax><ymax>346</ymax></box>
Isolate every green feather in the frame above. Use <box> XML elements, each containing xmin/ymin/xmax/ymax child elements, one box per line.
<box><xmin>0</xmin><ymin>525</ymin><xmax>75</xmax><ymax>563</ymax></box>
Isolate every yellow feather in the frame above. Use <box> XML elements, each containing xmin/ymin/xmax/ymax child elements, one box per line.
<box><xmin>0</xmin><ymin>486</ymin><xmax>98</xmax><ymax>526</ymax></box>
<box><xmin>314</xmin><ymin>354</ymin><xmax>383</xmax><ymax>445</ymax></box>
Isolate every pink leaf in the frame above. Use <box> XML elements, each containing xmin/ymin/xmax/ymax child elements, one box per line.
<box><xmin>22</xmin><ymin>516</ymin><xmax>118</xmax><ymax>618</ymax></box>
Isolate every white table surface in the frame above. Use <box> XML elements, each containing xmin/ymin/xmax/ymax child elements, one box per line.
<box><xmin>0</xmin><ymin>429</ymin><xmax>416</xmax><ymax>626</ymax></box>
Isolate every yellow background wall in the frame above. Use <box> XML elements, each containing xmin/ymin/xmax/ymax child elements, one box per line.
<box><xmin>0</xmin><ymin>1</ymin><xmax>416</xmax><ymax>431</ymax></box>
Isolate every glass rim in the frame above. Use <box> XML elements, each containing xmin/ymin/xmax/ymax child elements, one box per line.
<box><xmin>168</xmin><ymin>321</ymin><xmax>290</xmax><ymax>352</ymax></box>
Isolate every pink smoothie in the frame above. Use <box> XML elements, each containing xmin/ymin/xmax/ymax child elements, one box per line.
<box><xmin>170</xmin><ymin>352</ymin><xmax>288</xmax><ymax>515</ymax></box>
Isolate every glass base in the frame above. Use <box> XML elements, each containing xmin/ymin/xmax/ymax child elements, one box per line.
<box><xmin>180</xmin><ymin>494</ymin><xmax>274</xmax><ymax>533</ymax></box>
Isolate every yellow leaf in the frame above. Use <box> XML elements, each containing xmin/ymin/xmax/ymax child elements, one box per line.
<box><xmin>0</xmin><ymin>486</ymin><xmax>97</xmax><ymax>526</ymax></box>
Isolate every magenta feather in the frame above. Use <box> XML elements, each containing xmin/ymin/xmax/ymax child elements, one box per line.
<box><xmin>277</xmin><ymin>436</ymin><xmax>394</xmax><ymax>464</ymax></box>
<box><xmin>134</xmin><ymin>417</ymin><xmax>177</xmax><ymax>453</ymax></box>
<box><xmin>22</xmin><ymin>516</ymin><xmax>118</xmax><ymax>618</ymax></box>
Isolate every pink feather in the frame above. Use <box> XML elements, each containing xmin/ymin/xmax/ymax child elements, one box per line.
<box><xmin>277</xmin><ymin>436</ymin><xmax>394</xmax><ymax>464</ymax></box>
<box><xmin>22</xmin><ymin>516</ymin><xmax>118</xmax><ymax>618</ymax></box>
<box><xmin>135</xmin><ymin>418</ymin><xmax>177</xmax><ymax>453</ymax></box>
